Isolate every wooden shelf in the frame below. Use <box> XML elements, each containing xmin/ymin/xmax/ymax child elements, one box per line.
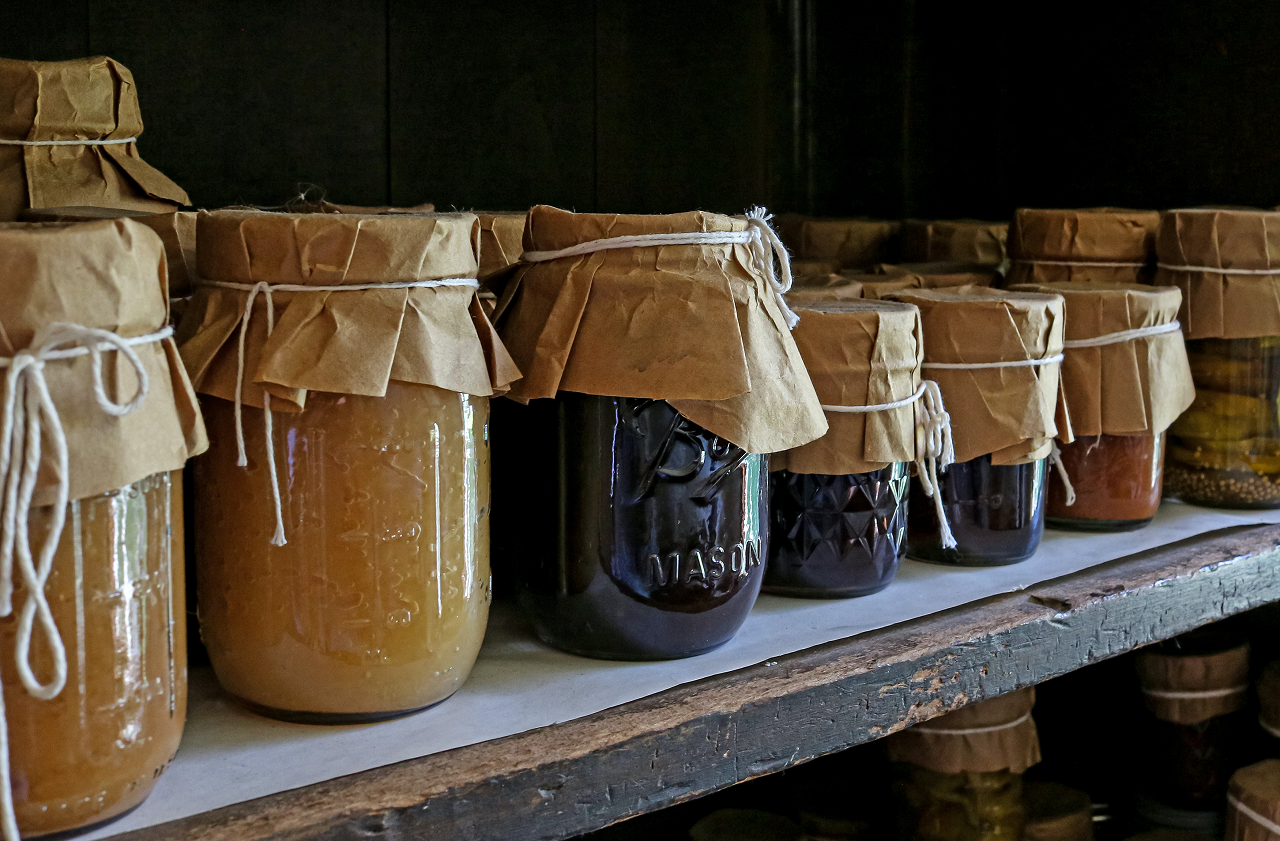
<box><xmin>106</xmin><ymin>524</ymin><xmax>1280</xmax><ymax>841</ymax></box>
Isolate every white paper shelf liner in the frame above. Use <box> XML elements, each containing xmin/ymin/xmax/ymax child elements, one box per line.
<box><xmin>86</xmin><ymin>500</ymin><xmax>1280</xmax><ymax>838</ymax></box>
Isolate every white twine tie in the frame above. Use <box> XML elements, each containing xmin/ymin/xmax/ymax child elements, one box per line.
<box><xmin>0</xmin><ymin>137</ymin><xmax>137</xmax><ymax>147</ymax></box>
<box><xmin>1142</xmin><ymin>685</ymin><xmax>1248</xmax><ymax>700</ymax></box>
<box><xmin>520</xmin><ymin>207</ymin><xmax>801</xmax><ymax>329</ymax></box>
<box><xmin>912</xmin><ymin>710</ymin><xmax>1032</xmax><ymax>735</ymax></box>
<box><xmin>820</xmin><ymin>380</ymin><xmax>957</xmax><ymax>549</ymax></box>
<box><xmin>1011</xmin><ymin>258</ymin><xmax>1147</xmax><ymax>269</ymax></box>
<box><xmin>1230</xmin><ymin>794</ymin><xmax>1280</xmax><ymax>838</ymax></box>
<box><xmin>198</xmin><ymin>277</ymin><xmax>481</xmax><ymax>547</ymax></box>
<box><xmin>0</xmin><ymin>321</ymin><xmax>166</xmax><ymax>841</ymax></box>
<box><xmin>922</xmin><ymin>354</ymin><xmax>1064</xmax><ymax>371</ymax></box>
<box><xmin>1050</xmin><ymin>442</ymin><xmax>1077</xmax><ymax>507</ymax></box>
<box><xmin>1158</xmin><ymin>263</ymin><xmax>1280</xmax><ymax>275</ymax></box>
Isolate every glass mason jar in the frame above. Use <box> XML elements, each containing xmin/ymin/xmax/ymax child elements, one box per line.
<box><xmin>196</xmin><ymin>382</ymin><xmax>490</xmax><ymax>723</ymax></box>
<box><xmin>9</xmin><ymin>473</ymin><xmax>185</xmax><ymax>837</ymax></box>
<box><xmin>907</xmin><ymin>455</ymin><xmax>1048</xmax><ymax>566</ymax></box>
<box><xmin>502</xmin><ymin>393</ymin><xmax>767</xmax><ymax>661</ymax></box>
<box><xmin>765</xmin><ymin>463</ymin><xmax>909</xmax><ymax>597</ymax></box>
<box><xmin>1166</xmin><ymin>337</ymin><xmax>1280</xmax><ymax>508</ymax></box>
<box><xmin>1048</xmin><ymin>433</ymin><xmax>1165</xmax><ymax>531</ymax></box>
<box><xmin>894</xmin><ymin>765</ymin><xmax>1026</xmax><ymax>841</ymax></box>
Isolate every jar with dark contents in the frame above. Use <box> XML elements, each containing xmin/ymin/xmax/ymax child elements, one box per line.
<box><xmin>507</xmin><ymin>394</ymin><xmax>767</xmax><ymax>660</ymax></box>
<box><xmin>1136</xmin><ymin>627</ymin><xmax>1252</xmax><ymax>814</ymax></box>
<box><xmin>765</xmin><ymin>299</ymin><xmax>921</xmax><ymax>598</ymax></box>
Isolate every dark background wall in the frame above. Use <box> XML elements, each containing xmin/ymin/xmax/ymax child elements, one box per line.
<box><xmin>3</xmin><ymin>0</ymin><xmax>1279</xmax><ymax>220</ymax></box>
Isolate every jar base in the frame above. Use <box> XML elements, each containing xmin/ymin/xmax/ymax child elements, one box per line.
<box><xmin>906</xmin><ymin>545</ymin><xmax>1033</xmax><ymax>567</ymax></box>
<box><xmin>532</xmin><ymin>628</ymin><xmax>732</xmax><ymax>662</ymax></box>
<box><xmin>1046</xmin><ymin>515</ymin><xmax>1154</xmax><ymax>533</ymax></box>
<box><xmin>232</xmin><ymin>691</ymin><xmax>456</xmax><ymax>725</ymax></box>
<box><xmin>761</xmin><ymin>580</ymin><xmax>893</xmax><ymax>599</ymax></box>
<box><xmin>27</xmin><ymin>802</ymin><xmax>144</xmax><ymax>840</ymax></box>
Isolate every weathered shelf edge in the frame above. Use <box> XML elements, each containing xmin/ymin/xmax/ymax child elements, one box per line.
<box><xmin>117</xmin><ymin>524</ymin><xmax>1280</xmax><ymax>841</ymax></box>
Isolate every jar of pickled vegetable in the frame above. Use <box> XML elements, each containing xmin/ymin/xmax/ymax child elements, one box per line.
<box><xmin>493</xmin><ymin>205</ymin><xmax>826</xmax><ymax>659</ymax></box>
<box><xmin>767</xmin><ymin>301</ymin><xmax>923</xmax><ymax>598</ymax></box>
<box><xmin>888</xmin><ymin>289</ymin><xmax>1069</xmax><ymax>566</ymax></box>
<box><xmin>888</xmin><ymin>689</ymin><xmax>1041</xmax><ymax>841</ymax></box>
<box><xmin>1156</xmin><ymin>209</ymin><xmax>1280</xmax><ymax>508</ymax></box>
<box><xmin>1009</xmin><ymin>283</ymin><xmax>1195</xmax><ymax>531</ymax></box>
<box><xmin>0</xmin><ymin>218</ymin><xmax>206</xmax><ymax>836</ymax></box>
<box><xmin>179</xmin><ymin>209</ymin><xmax>518</xmax><ymax>721</ymax></box>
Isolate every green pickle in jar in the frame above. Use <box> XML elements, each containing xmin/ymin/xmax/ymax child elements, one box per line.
<box><xmin>1166</xmin><ymin>338</ymin><xmax>1280</xmax><ymax>508</ymax></box>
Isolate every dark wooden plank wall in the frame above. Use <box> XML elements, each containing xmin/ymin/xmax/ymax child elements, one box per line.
<box><xmin>2</xmin><ymin>1</ymin><xmax>1280</xmax><ymax>217</ymax></box>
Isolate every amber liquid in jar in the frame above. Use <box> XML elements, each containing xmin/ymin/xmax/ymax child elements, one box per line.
<box><xmin>498</xmin><ymin>394</ymin><xmax>767</xmax><ymax>661</ymax></box>
<box><xmin>907</xmin><ymin>455</ymin><xmax>1047</xmax><ymax>566</ymax></box>
<box><xmin>895</xmin><ymin>766</ymin><xmax>1026</xmax><ymax>841</ymax></box>
<box><xmin>1047</xmin><ymin>434</ymin><xmax>1165</xmax><ymax>531</ymax></box>
<box><xmin>1167</xmin><ymin>337</ymin><xmax>1280</xmax><ymax>508</ymax></box>
<box><xmin>765</xmin><ymin>464</ymin><xmax>908</xmax><ymax>598</ymax></box>
<box><xmin>8</xmin><ymin>473</ymin><xmax>185</xmax><ymax>837</ymax></box>
<box><xmin>196</xmin><ymin>383</ymin><xmax>490</xmax><ymax>722</ymax></box>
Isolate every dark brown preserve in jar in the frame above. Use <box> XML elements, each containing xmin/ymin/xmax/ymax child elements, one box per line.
<box><xmin>502</xmin><ymin>394</ymin><xmax>768</xmax><ymax>661</ymax></box>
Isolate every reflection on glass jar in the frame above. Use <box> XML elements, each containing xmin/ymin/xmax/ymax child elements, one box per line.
<box><xmin>895</xmin><ymin>766</ymin><xmax>1026</xmax><ymax>841</ymax></box>
<box><xmin>502</xmin><ymin>394</ymin><xmax>767</xmax><ymax>661</ymax></box>
<box><xmin>907</xmin><ymin>455</ymin><xmax>1047</xmax><ymax>566</ymax></box>
<box><xmin>196</xmin><ymin>383</ymin><xmax>490</xmax><ymax>722</ymax></box>
<box><xmin>765</xmin><ymin>463</ymin><xmax>908</xmax><ymax>597</ymax></box>
<box><xmin>1048</xmin><ymin>434</ymin><xmax>1165</xmax><ymax>531</ymax></box>
<box><xmin>1166</xmin><ymin>338</ymin><xmax>1280</xmax><ymax>509</ymax></box>
<box><xmin>8</xmin><ymin>473</ymin><xmax>185</xmax><ymax>837</ymax></box>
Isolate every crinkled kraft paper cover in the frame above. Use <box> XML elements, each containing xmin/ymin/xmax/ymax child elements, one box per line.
<box><xmin>1155</xmin><ymin>208</ymin><xmax>1280</xmax><ymax>340</ymax></box>
<box><xmin>495</xmin><ymin>205</ymin><xmax>827</xmax><ymax>454</ymax></box>
<box><xmin>1006</xmin><ymin>208</ymin><xmax>1159</xmax><ymax>286</ymax></box>
<box><xmin>1227</xmin><ymin>760</ymin><xmax>1280</xmax><ymax>841</ymax></box>
<box><xmin>776</xmin><ymin>214</ymin><xmax>901</xmax><ymax>270</ymax></box>
<box><xmin>0</xmin><ymin>218</ymin><xmax>206</xmax><ymax>506</ymax></box>
<box><xmin>177</xmin><ymin>209</ymin><xmax>520</xmax><ymax>412</ymax></box>
<box><xmin>1010</xmin><ymin>283</ymin><xmax>1194</xmax><ymax>437</ymax></box>
<box><xmin>773</xmin><ymin>301</ymin><xmax>921</xmax><ymax>475</ymax></box>
<box><xmin>902</xmin><ymin>219</ymin><xmax>1008</xmax><ymax>267</ymax></box>
<box><xmin>786</xmin><ymin>273</ymin><xmax>865</xmax><ymax>306</ymax></box>
<box><xmin>476</xmin><ymin>212</ymin><xmax>527</xmax><ymax>280</ymax></box>
<box><xmin>863</xmin><ymin>262</ymin><xmax>997</xmax><ymax>299</ymax></box>
<box><xmin>887</xmin><ymin>288</ymin><xmax>1071</xmax><ymax>465</ymax></box>
<box><xmin>1137</xmin><ymin>643</ymin><xmax>1249</xmax><ymax>724</ymax></box>
<box><xmin>0</xmin><ymin>57</ymin><xmax>189</xmax><ymax>221</ymax></box>
<box><xmin>886</xmin><ymin>688</ymin><xmax>1041</xmax><ymax>775</ymax></box>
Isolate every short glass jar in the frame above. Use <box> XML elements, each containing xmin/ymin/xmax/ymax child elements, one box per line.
<box><xmin>895</xmin><ymin>765</ymin><xmax>1026</xmax><ymax>841</ymax></box>
<box><xmin>506</xmin><ymin>393</ymin><xmax>767</xmax><ymax>661</ymax></box>
<box><xmin>1166</xmin><ymin>337</ymin><xmax>1280</xmax><ymax>509</ymax></box>
<box><xmin>907</xmin><ymin>454</ymin><xmax>1048</xmax><ymax>566</ymax></box>
<box><xmin>766</xmin><ymin>463</ymin><xmax>908</xmax><ymax>597</ymax></box>
<box><xmin>197</xmin><ymin>383</ymin><xmax>490</xmax><ymax>722</ymax></box>
<box><xmin>10</xmin><ymin>473</ymin><xmax>185</xmax><ymax>837</ymax></box>
<box><xmin>1048</xmin><ymin>433</ymin><xmax>1165</xmax><ymax>531</ymax></box>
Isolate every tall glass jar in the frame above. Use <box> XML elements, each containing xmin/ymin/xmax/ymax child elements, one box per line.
<box><xmin>505</xmin><ymin>394</ymin><xmax>767</xmax><ymax>661</ymax></box>
<box><xmin>1166</xmin><ymin>338</ymin><xmax>1280</xmax><ymax>508</ymax></box>
<box><xmin>10</xmin><ymin>473</ymin><xmax>185</xmax><ymax>837</ymax></box>
<box><xmin>907</xmin><ymin>455</ymin><xmax>1048</xmax><ymax>566</ymax></box>
<box><xmin>197</xmin><ymin>383</ymin><xmax>490</xmax><ymax>722</ymax></box>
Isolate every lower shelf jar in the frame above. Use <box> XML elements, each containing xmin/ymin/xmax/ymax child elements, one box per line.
<box><xmin>896</xmin><ymin>766</ymin><xmax>1026</xmax><ymax>841</ymax></box>
<box><xmin>504</xmin><ymin>393</ymin><xmax>767</xmax><ymax>661</ymax></box>
<box><xmin>765</xmin><ymin>463</ymin><xmax>908</xmax><ymax>598</ymax></box>
<box><xmin>1048</xmin><ymin>433</ymin><xmax>1165</xmax><ymax>531</ymax></box>
<box><xmin>196</xmin><ymin>383</ymin><xmax>491</xmax><ymax>723</ymax></box>
<box><xmin>11</xmin><ymin>473</ymin><xmax>185</xmax><ymax>837</ymax></box>
<box><xmin>907</xmin><ymin>454</ymin><xmax>1048</xmax><ymax>566</ymax></box>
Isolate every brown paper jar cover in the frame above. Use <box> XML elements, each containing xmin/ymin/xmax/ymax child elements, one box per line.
<box><xmin>785</xmin><ymin>274</ymin><xmax>866</xmax><ymax>306</ymax></box>
<box><xmin>772</xmin><ymin>300</ymin><xmax>921</xmax><ymax>475</ymax></box>
<box><xmin>1260</xmin><ymin>661</ymin><xmax>1280</xmax><ymax>738</ymax></box>
<box><xmin>1227</xmin><ymin>760</ymin><xmax>1280</xmax><ymax>841</ymax></box>
<box><xmin>902</xmin><ymin>219</ymin><xmax>1009</xmax><ymax>267</ymax></box>
<box><xmin>476</xmin><ymin>211</ymin><xmax>527</xmax><ymax>280</ymax></box>
<box><xmin>1136</xmin><ymin>642</ymin><xmax>1250</xmax><ymax>725</ymax></box>
<box><xmin>19</xmin><ymin>206</ymin><xmax>197</xmax><ymax>298</ymax></box>
<box><xmin>886</xmin><ymin>688</ymin><xmax>1042</xmax><ymax>775</ymax></box>
<box><xmin>886</xmin><ymin>287</ymin><xmax>1071</xmax><ymax>465</ymax></box>
<box><xmin>1155</xmin><ymin>208</ymin><xmax>1280</xmax><ymax>340</ymax></box>
<box><xmin>0</xmin><ymin>218</ymin><xmax>207</xmax><ymax>505</ymax></box>
<box><xmin>1024</xmin><ymin>782</ymin><xmax>1095</xmax><ymax>841</ymax></box>
<box><xmin>495</xmin><ymin>205</ymin><xmax>827</xmax><ymax>454</ymax></box>
<box><xmin>1006</xmin><ymin>208</ymin><xmax>1160</xmax><ymax>286</ymax></box>
<box><xmin>875</xmin><ymin>261</ymin><xmax>1001</xmax><ymax>286</ymax></box>
<box><xmin>1009</xmin><ymin>283</ymin><xmax>1195</xmax><ymax>437</ymax></box>
<box><xmin>0</xmin><ymin>57</ymin><xmax>189</xmax><ymax>221</ymax></box>
<box><xmin>777</xmin><ymin>214</ymin><xmax>901</xmax><ymax>270</ymax></box>
<box><xmin>176</xmin><ymin>209</ymin><xmax>520</xmax><ymax>411</ymax></box>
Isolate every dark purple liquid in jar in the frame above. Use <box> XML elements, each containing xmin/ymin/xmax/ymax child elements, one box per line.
<box><xmin>497</xmin><ymin>393</ymin><xmax>767</xmax><ymax>660</ymax></box>
<box><xmin>906</xmin><ymin>454</ymin><xmax>1047</xmax><ymax>566</ymax></box>
<box><xmin>765</xmin><ymin>464</ymin><xmax>908</xmax><ymax>597</ymax></box>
